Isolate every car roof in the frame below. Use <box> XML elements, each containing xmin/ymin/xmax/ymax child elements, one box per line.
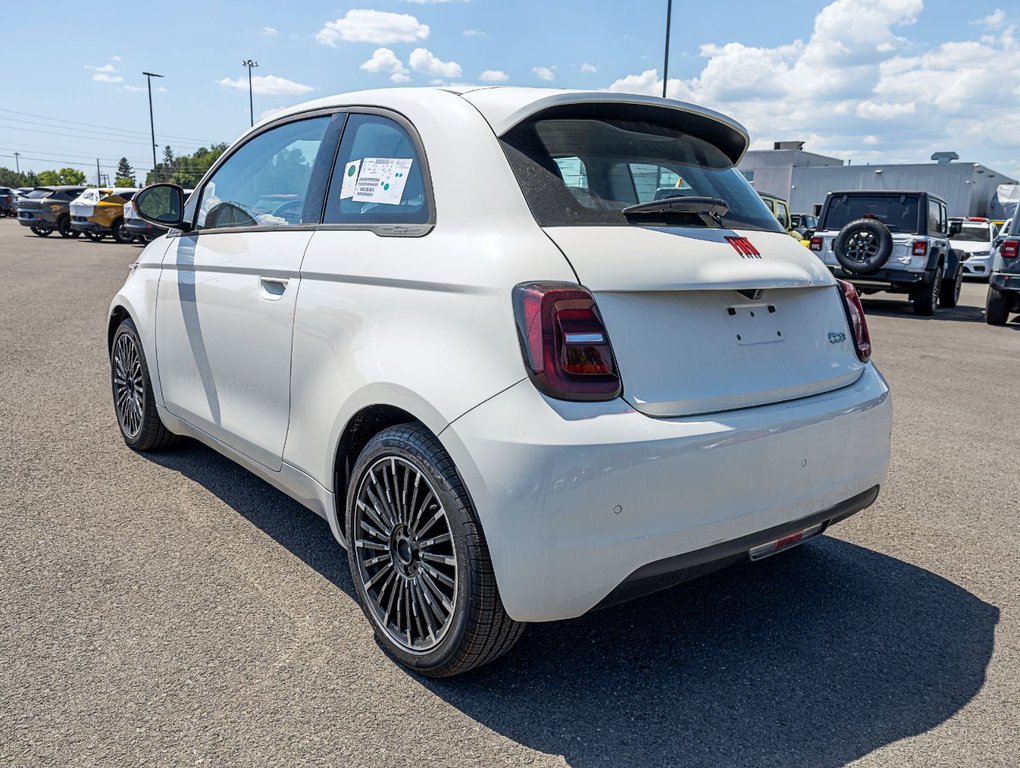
<box><xmin>827</xmin><ymin>190</ymin><xmax>946</xmax><ymax>204</ymax></box>
<box><xmin>255</xmin><ymin>86</ymin><xmax>751</xmax><ymax>162</ymax></box>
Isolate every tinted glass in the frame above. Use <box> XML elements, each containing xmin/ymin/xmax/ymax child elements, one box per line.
<box><xmin>197</xmin><ymin>116</ymin><xmax>330</xmax><ymax>230</ymax></box>
<box><xmin>27</xmin><ymin>189</ymin><xmax>52</xmax><ymax>199</ymax></box>
<box><xmin>951</xmin><ymin>223</ymin><xmax>992</xmax><ymax>242</ymax></box>
<box><xmin>323</xmin><ymin>114</ymin><xmax>429</xmax><ymax>225</ymax></box>
<box><xmin>500</xmin><ymin>117</ymin><xmax>781</xmax><ymax>231</ymax></box>
<box><xmin>823</xmin><ymin>194</ymin><xmax>920</xmax><ymax>233</ymax></box>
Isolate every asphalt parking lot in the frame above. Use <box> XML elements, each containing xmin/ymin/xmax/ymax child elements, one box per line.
<box><xmin>1</xmin><ymin>218</ymin><xmax>1017</xmax><ymax>767</ymax></box>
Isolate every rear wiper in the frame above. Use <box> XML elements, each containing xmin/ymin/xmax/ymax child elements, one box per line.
<box><xmin>621</xmin><ymin>196</ymin><xmax>729</xmax><ymax>227</ymax></box>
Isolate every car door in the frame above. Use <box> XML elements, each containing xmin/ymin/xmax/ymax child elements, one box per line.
<box><xmin>155</xmin><ymin>112</ymin><xmax>342</xmax><ymax>470</ymax></box>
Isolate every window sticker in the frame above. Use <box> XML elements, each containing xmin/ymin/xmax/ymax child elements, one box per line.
<box><xmin>339</xmin><ymin>159</ymin><xmax>361</xmax><ymax>199</ymax></box>
<box><xmin>351</xmin><ymin>157</ymin><xmax>413</xmax><ymax>205</ymax></box>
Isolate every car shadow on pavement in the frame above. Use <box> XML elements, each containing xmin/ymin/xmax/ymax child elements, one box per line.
<box><xmin>860</xmin><ymin>297</ymin><xmax>989</xmax><ymax>323</ymax></box>
<box><xmin>149</xmin><ymin>441</ymin><xmax>998</xmax><ymax>768</ymax></box>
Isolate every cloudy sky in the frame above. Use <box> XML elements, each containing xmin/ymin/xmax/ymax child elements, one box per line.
<box><xmin>3</xmin><ymin>0</ymin><xmax>1018</xmax><ymax>181</ymax></box>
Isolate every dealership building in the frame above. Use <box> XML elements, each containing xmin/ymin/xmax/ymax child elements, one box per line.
<box><xmin>739</xmin><ymin>142</ymin><xmax>1017</xmax><ymax>218</ymax></box>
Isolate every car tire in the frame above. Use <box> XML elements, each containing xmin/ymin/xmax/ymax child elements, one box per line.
<box><xmin>32</xmin><ymin>226</ymin><xmax>52</xmax><ymax>237</ymax></box>
<box><xmin>939</xmin><ymin>266</ymin><xmax>962</xmax><ymax>308</ymax></box>
<box><xmin>85</xmin><ymin>232</ymin><xmax>103</xmax><ymax>242</ymax></box>
<box><xmin>985</xmin><ymin>285</ymin><xmax>1011</xmax><ymax>326</ymax></box>
<box><xmin>912</xmin><ymin>266</ymin><xmax>942</xmax><ymax>316</ymax></box>
<box><xmin>346</xmin><ymin>423</ymin><xmax>525</xmax><ymax>677</ymax></box>
<box><xmin>112</xmin><ymin>219</ymin><xmax>133</xmax><ymax>244</ymax></box>
<box><xmin>57</xmin><ymin>216</ymin><xmax>79</xmax><ymax>239</ymax></box>
<box><xmin>833</xmin><ymin>218</ymin><xmax>894</xmax><ymax>274</ymax></box>
<box><xmin>110</xmin><ymin>318</ymin><xmax>177</xmax><ymax>452</ymax></box>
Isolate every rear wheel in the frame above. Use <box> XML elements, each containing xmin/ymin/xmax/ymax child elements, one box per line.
<box><xmin>57</xmin><ymin>216</ymin><xmax>79</xmax><ymax>239</ymax></box>
<box><xmin>347</xmin><ymin>423</ymin><xmax>525</xmax><ymax>677</ymax></box>
<box><xmin>85</xmin><ymin>231</ymin><xmax>103</xmax><ymax>242</ymax></box>
<box><xmin>939</xmin><ymin>266</ymin><xmax>962</xmax><ymax>308</ymax></box>
<box><xmin>986</xmin><ymin>285</ymin><xmax>1011</xmax><ymax>326</ymax></box>
<box><xmin>110</xmin><ymin>318</ymin><xmax>177</xmax><ymax>451</ymax></box>
<box><xmin>31</xmin><ymin>226</ymin><xmax>52</xmax><ymax>237</ymax></box>
<box><xmin>912</xmin><ymin>267</ymin><xmax>941</xmax><ymax>316</ymax></box>
<box><xmin>112</xmin><ymin>218</ymin><xmax>133</xmax><ymax>244</ymax></box>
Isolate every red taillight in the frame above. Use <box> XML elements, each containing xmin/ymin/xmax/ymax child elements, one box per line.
<box><xmin>837</xmin><ymin>280</ymin><xmax>872</xmax><ymax>363</ymax></box>
<box><xmin>911</xmin><ymin>240</ymin><xmax>928</xmax><ymax>257</ymax></box>
<box><xmin>512</xmin><ymin>283</ymin><xmax>621</xmax><ymax>401</ymax></box>
<box><xmin>1001</xmin><ymin>239</ymin><xmax>1019</xmax><ymax>259</ymax></box>
<box><xmin>809</xmin><ymin>236</ymin><xmax>823</xmax><ymax>251</ymax></box>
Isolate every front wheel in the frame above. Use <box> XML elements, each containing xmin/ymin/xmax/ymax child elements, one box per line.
<box><xmin>912</xmin><ymin>267</ymin><xmax>941</xmax><ymax>316</ymax></box>
<box><xmin>110</xmin><ymin>318</ymin><xmax>177</xmax><ymax>451</ymax></box>
<box><xmin>85</xmin><ymin>231</ymin><xmax>103</xmax><ymax>242</ymax></box>
<box><xmin>940</xmin><ymin>267</ymin><xmax>962</xmax><ymax>308</ymax></box>
<box><xmin>346</xmin><ymin>423</ymin><xmax>525</xmax><ymax>677</ymax></box>
<box><xmin>986</xmin><ymin>285</ymin><xmax>1011</xmax><ymax>326</ymax></box>
<box><xmin>31</xmin><ymin>226</ymin><xmax>52</xmax><ymax>237</ymax></box>
<box><xmin>57</xmin><ymin>216</ymin><xmax>79</xmax><ymax>239</ymax></box>
<box><xmin>112</xmin><ymin>219</ymin><xmax>133</xmax><ymax>244</ymax></box>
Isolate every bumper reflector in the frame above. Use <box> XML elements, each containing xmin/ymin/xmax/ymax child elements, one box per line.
<box><xmin>748</xmin><ymin>522</ymin><xmax>825</xmax><ymax>561</ymax></box>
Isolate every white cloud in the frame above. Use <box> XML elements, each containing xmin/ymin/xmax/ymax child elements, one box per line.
<box><xmin>580</xmin><ymin>62</ymin><xmax>598</xmax><ymax>74</ymax></box>
<box><xmin>111</xmin><ymin>55</ymin><xmax>121</xmax><ymax>62</ymax></box>
<box><xmin>361</xmin><ymin>48</ymin><xmax>411</xmax><ymax>83</ymax></box>
<box><xmin>262</xmin><ymin>26</ymin><xmax>278</xmax><ymax>36</ymax></box>
<box><xmin>93</xmin><ymin>73</ymin><xmax>124</xmax><ymax>83</ymax></box>
<box><xmin>605</xmin><ymin>0</ymin><xmax>1020</xmax><ymax>170</ymax></box>
<box><xmin>533</xmin><ymin>66</ymin><xmax>555</xmax><ymax>81</ymax></box>
<box><xmin>122</xmin><ymin>85</ymin><xmax>145</xmax><ymax>92</ymax></box>
<box><xmin>972</xmin><ymin>8</ymin><xmax>1005</xmax><ymax>27</ymax></box>
<box><xmin>86</xmin><ymin>63</ymin><xmax>117</xmax><ymax>73</ymax></box>
<box><xmin>479</xmin><ymin>69</ymin><xmax>509</xmax><ymax>83</ymax></box>
<box><xmin>409</xmin><ymin>48</ymin><xmax>462</xmax><ymax>78</ymax></box>
<box><xmin>217</xmin><ymin>74</ymin><xmax>314</xmax><ymax>95</ymax></box>
<box><xmin>463</xmin><ymin>29</ymin><xmax>484</xmax><ymax>37</ymax></box>
<box><xmin>316</xmin><ymin>9</ymin><xmax>429</xmax><ymax>46</ymax></box>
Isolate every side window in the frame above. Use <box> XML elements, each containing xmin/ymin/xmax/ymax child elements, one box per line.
<box><xmin>939</xmin><ymin>204</ymin><xmax>947</xmax><ymax>235</ymax></box>
<box><xmin>323</xmin><ymin>114</ymin><xmax>430</xmax><ymax>226</ymax></box>
<box><xmin>196</xmin><ymin>116</ymin><xmax>331</xmax><ymax>230</ymax></box>
<box><xmin>553</xmin><ymin>156</ymin><xmax>588</xmax><ymax>190</ymax></box>
<box><xmin>776</xmin><ymin>201</ymin><xmax>791</xmax><ymax>229</ymax></box>
<box><xmin>927</xmin><ymin>200</ymin><xmax>940</xmax><ymax>235</ymax></box>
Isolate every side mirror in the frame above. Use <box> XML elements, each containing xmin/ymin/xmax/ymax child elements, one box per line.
<box><xmin>134</xmin><ymin>183</ymin><xmax>190</xmax><ymax>231</ymax></box>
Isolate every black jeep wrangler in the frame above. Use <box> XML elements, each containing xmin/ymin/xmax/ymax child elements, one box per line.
<box><xmin>809</xmin><ymin>191</ymin><xmax>964</xmax><ymax>316</ymax></box>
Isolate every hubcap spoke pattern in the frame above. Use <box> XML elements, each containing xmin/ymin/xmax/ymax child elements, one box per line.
<box><xmin>354</xmin><ymin>456</ymin><xmax>457</xmax><ymax>653</ymax></box>
<box><xmin>845</xmin><ymin>230</ymin><xmax>880</xmax><ymax>263</ymax></box>
<box><xmin>112</xmin><ymin>334</ymin><xmax>145</xmax><ymax>439</ymax></box>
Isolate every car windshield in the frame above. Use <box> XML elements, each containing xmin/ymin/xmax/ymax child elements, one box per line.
<box><xmin>950</xmin><ymin>224</ymin><xmax>991</xmax><ymax>242</ymax></box>
<box><xmin>500</xmin><ymin>116</ymin><xmax>782</xmax><ymax>231</ymax></box>
<box><xmin>823</xmin><ymin>194</ymin><xmax>920</xmax><ymax>233</ymax></box>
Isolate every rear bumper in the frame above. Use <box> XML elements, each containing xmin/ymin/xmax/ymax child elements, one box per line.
<box><xmin>991</xmin><ymin>273</ymin><xmax>1020</xmax><ymax>293</ymax></box>
<box><xmin>71</xmin><ymin>219</ymin><xmax>111</xmax><ymax>234</ymax></box>
<box><xmin>827</xmin><ymin>265</ymin><xmax>930</xmax><ymax>288</ymax></box>
<box><xmin>124</xmin><ymin>218</ymin><xmax>164</xmax><ymax>237</ymax></box>
<box><xmin>18</xmin><ymin>211</ymin><xmax>58</xmax><ymax>228</ymax></box>
<box><xmin>442</xmin><ymin>365</ymin><xmax>892</xmax><ymax>622</ymax></box>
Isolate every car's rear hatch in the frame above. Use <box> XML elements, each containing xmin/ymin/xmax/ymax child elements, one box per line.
<box><xmin>544</xmin><ymin>226</ymin><xmax>864</xmax><ymax>417</ymax></box>
<box><xmin>469</xmin><ymin>89</ymin><xmax>866</xmax><ymax>418</ymax></box>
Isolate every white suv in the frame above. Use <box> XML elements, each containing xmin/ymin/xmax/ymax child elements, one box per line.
<box><xmin>112</xmin><ymin>88</ymin><xmax>891</xmax><ymax>676</ymax></box>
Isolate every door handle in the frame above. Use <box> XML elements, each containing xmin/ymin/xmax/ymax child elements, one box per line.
<box><xmin>258</xmin><ymin>277</ymin><xmax>289</xmax><ymax>301</ymax></box>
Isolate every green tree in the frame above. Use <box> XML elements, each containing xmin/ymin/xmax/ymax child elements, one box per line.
<box><xmin>36</xmin><ymin>167</ymin><xmax>87</xmax><ymax>185</ymax></box>
<box><xmin>146</xmin><ymin>143</ymin><xmax>227</xmax><ymax>187</ymax></box>
<box><xmin>0</xmin><ymin>168</ymin><xmax>38</xmax><ymax>187</ymax></box>
<box><xmin>115</xmin><ymin>158</ymin><xmax>135</xmax><ymax>187</ymax></box>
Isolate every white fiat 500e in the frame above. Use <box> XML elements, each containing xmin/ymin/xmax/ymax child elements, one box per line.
<box><xmin>113</xmin><ymin>87</ymin><xmax>891</xmax><ymax>676</ymax></box>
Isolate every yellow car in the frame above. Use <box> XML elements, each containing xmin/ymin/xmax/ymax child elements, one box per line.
<box><xmin>70</xmin><ymin>188</ymin><xmax>139</xmax><ymax>243</ymax></box>
<box><xmin>757</xmin><ymin>192</ymin><xmax>807</xmax><ymax>243</ymax></box>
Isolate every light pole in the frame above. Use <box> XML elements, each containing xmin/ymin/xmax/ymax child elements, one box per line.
<box><xmin>142</xmin><ymin>71</ymin><xmax>164</xmax><ymax>178</ymax></box>
<box><xmin>662</xmin><ymin>0</ymin><xmax>673</xmax><ymax>99</ymax></box>
<box><xmin>13</xmin><ymin>151</ymin><xmax>19</xmax><ymax>174</ymax></box>
<box><xmin>242</xmin><ymin>59</ymin><xmax>259</xmax><ymax>127</ymax></box>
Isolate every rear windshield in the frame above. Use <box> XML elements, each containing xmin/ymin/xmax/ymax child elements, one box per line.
<box><xmin>500</xmin><ymin>116</ymin><xmax>782</xmax><ymax>232</ymax></box>
<box><xmin>949</xmin><ymin>223</ymin><xmax>992</xmax><ymax>242</ymax></box>
<box><xmin>26</xmin><ymin>189</ymin><xmax>52</xmax><ymax>199</ymax></box>
<box><xmin>823</xmin><ymin>194</ymin><xmax>920</xmax><ymax>233</ymax></box>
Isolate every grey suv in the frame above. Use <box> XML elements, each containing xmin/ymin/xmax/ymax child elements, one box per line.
<box><xmin>809</xmin><ymin>191</ymin><xmax>963</xmax><ymax>316</ymax></box>
<box><xmin>986</xmin><ymin>214</ymin><xmax>1020</xmax><ymax>325</ymax></box>
<box><xmin>16</xmin><ymin>186</ymin><xmax>88</xmax><ymax>238</ymax></box>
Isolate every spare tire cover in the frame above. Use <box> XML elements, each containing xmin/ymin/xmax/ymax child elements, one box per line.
<box><xmin>834</xmin><ymin>218</ymin><xmax>894</xmax><ymax>274</ymax></box>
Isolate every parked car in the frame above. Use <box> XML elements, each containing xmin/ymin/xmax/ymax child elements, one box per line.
<box><xmin>0</xmin><ymin>187</ymin><xmax>17</xmax><ymax>217</ymax></box>
<box><xmin>809</xmin><ymin>191</ymin><xmax>963</xmax><ymax>315</ymax></box>
<box><xmin>986</xmin><ymin>214</ymin><xmax>1020</xmax><ymax>325</ymax></box>
<box><xmin>791</xmin><ymin>213</ymin><xmax>818</xmax><ymax>239</ymax></box>
<box><xmin>113</xmin><ymin>87</ymin><xmax>891</xmax><ymax>677</ymax></box>
<box><xmin>949</xmin><ymin>217</ymin><xmax>998</xmax><ymax>280</ymax></box>
<box><xmin>16</xmin><ymin>186</ymin><xmax>88</xmax><ymax>237</ymax></box>
<box><xmin>123</xmin><ymin>189</ymin><xmax>193</xmax><ymax>242</ymax></box>
<box><xmin>757</xmin><ymin>191</ymin><xmax>801</xmax><ymax>239</ymax></box>
<box><xmin>70</xmin><ymin>187</ymin><xmax>138</xmax><ymax>242</ymax></box>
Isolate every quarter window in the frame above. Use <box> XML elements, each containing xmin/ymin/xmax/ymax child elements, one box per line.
<box><xmin>928</xmin><ymin>200</ymin><xmax>941</xmax><ymax>235</ymax></box>
<box><xmin>196</xmin><ymin>116</ymin><xmax>331</xmax><ymax>230</ymax></box>
<box><xmin>323</xmin><ymin>114</ymin><xmax>430</xmax><ymax>226</ymax></box>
